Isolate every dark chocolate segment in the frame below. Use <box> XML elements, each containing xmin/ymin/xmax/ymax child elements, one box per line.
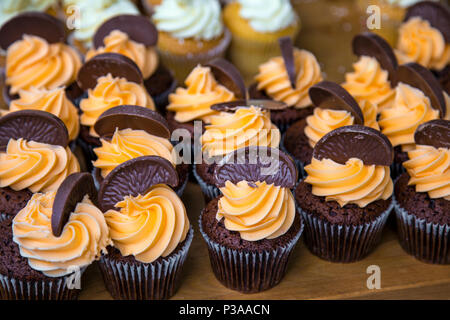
<box><xmin>52</xmin><ymin>173</ymin><xmax>98</xmax><ymax>237</ymax></box>
<box><xmin>77</xmin><ymin>53</ymin><xmax>143</xmax><ymax>90</ymax></box>
<box><xmin>211</xmin><ymin>99</ymin><xmax>288</xmax><ymax>112</ymax></box>
<box><xmin>397</xmin><ymin>63</ymin><xmax>446</xmax><ymax>118</ymax></box>
<box><xmin>414</xmin><ymin>119</ymin><xmax>450</xmax><ymax>149</ymax></box>
<box><xmin>312</xmin><ymin>125</ymin><xmax>393</xmax><ymax>166</ymax></box>
<box><xmin>93</xmin><ymin>14</ymin><xmax>158</xmax><ymax>48</ymax></box>
<box><xmin>98</xmin><ymin>156</ymin><xmax>179</xmax><ymax>211</ymax></box>
<box><xmin>308</xmin><ymin>81</ymin><xmax>364</xmax><ymax>125</ymax></box>
<box><xmin>214</xmin><ymin>146</ymin><xmax>297</xmax><ymax>188</ymax></box>
<box><xmin>352</xmin><ymin>32</ymin><xmax>398</xmax><ymax>85</ymax></box>
<box><xmin>0</xmin><ymin>110</ymin><xmax>68</xmax><ymax>151</ymax></box>
<box><xmin>205</xmin><ymin>58</ymin><xmax>247</xmax><ymax>99</ymax></box>
<box><xmin>94</xmin><ymin>105</ymin><xmax>170</xmax><ymax>139</ymax></box>
<box><xmin>279</xmin><ymin>36</ymin><xmax>296</xmax><ymax>88</ymax></box>
<box><xmin>404</xmin><ymin>1</ymin><xmax>450</xmax><ymax>43</ymax></box>
<box><xmin>0</xmin><ymin>11</ymin><xmax>65</xmax><ymax>50</ymax></box>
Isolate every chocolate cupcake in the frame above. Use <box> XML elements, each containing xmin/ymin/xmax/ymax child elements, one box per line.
<box><xmin>97</xmin><ymin>156</ymin><xmax>193</xmax><ymax>300</ymax></box>
<box><xmin>0</xmin><ymin>12</ymin><xmax>83</xmax><ymax>105</ymax></box>
<box><xmin>193</xmin><ymin>101</ymin><xmax>281</xmax><ymax>202</ymax></box>
<box><xmin>199</xmin><ymin>146</ymin><xmax>303</xmax><ymax>293</ymax></box>
<box><xmin>91</xmin><ymin>105</ymin><xmax>189</xmax><ymax>196</ymax></box>
<box><xmin>249</xmin><ymin>37</ymin><xmax>323</xmax><ymax>132</ymax></box>
<box><xmin>283</xmin><ymin>81</ymin><xmax>379</xmax><ymax>178</ymax></box>
<box><xmin>378</xmin><ymin>63</ymin><xmax>446</xmax><ymax>178</ymax></box>
<box><xmin>394</xmin><ymin>120</ymin><xmax>449</xmax><ymax>264</ymax></box>
<box><xmin>76</xmin><ymin>52</ymin><xmax>156</xmax><ymax>169</ymax></box>
<box><xmin>86</xmin><ymin>14</ymin><xmax>177</xmax><ymax>113</ymax></box>
<box><xmin>0</xmin><ymin>172</ymin><xmax>111</xmax><ymax>300</ymax></box>
<box><xmin>295</xmin><ymin>125</ymin><xmax>394</xmax><ymax>262</ymax></box>
<box><xmin>0</xmin><ymin>110</ymin><xmax>80</xmax><ymax>221</ymax></box>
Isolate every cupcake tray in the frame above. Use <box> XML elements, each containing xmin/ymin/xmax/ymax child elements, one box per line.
<box><xmin>79</xmin><ymin>182</ymin><xmax>450</xmax><ymax>300</ymax></box>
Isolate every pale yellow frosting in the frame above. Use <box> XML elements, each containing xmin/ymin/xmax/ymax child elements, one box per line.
<box><xmin>13</xmin><ymin>192</ymin><xmax>111</xmax><ymax>277</ymax></box>
<box><xmin>85</xmin><ymin>30</ymin><xmax>159</xmax><ymax>79</ymax></box>
<box><xmin>167</xmin><ymin>65</ymin><xmax>235</xmax><ymax>123</ymax></box>
<box><xmin>0</xmin><ymin>138</ymin><xmax>80</xmax><ymax>193</ymax></box>
<box><xmin>6</xmin><ymin>35</ymin><xmax>81</xmax><ymax>95</ymax></box>
<box><xmin>378</xmin><ymin>83</ymin><xmax>440</xmax><ymax>151</ymax></box>
<box><xmin>305</xmin><ymin>157</ymin><xmax>393</xmax><ymax>208</ymax></box>
<box><xmin>9</xmin><ymin>87</ymin><xmax>80</xmax><ymax>141</ymax></box>
<box><xmin>403</xmin><ymin>144</ymin><xmax>450</xmax><ymax>200</ymax></box>
<box><xmin>104</xmin><ymin>185</ymin><xmax>190</xmax><ymax>263</ymax></box>
<box><xmin>342</xmin><ymin>56</ymin><xmax>395</xmax><ymax>112</ymax></box>
<box><xmin>93</xmin><ymin>128</ymin><xmax>175</xmax><ymax>178</ymax></box>
<box><xmin>396</xmin><ymin>17</ymin><xmax>450</xmax><ymax>71</ymax></box>
<box><xmin>217</xmin><ymin>180</ymin><xmax>295</xmax><ymax>241</ymax></box>
<box><xmin>201</xmin><ymin>106</ymin><xmax>280</xmax><ymax>158</ymax></box>
<box><xmin>255</xmin><ymin>48</ymin><xmax>322</xmax><ymax>108</ymax></box>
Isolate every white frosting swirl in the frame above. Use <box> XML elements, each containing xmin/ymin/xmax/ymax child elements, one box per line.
<box><xmin>384</xmin><ymin>0</ymin><xmax>438</xmax><ymax>7</ymax></box>
<box><xmin>0</xmin><ymin>0</ymin><xmax>55</xmax><ymax>27</ymax></box>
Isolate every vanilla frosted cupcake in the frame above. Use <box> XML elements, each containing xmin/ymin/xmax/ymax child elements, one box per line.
<box><xmin>0</xmin><ymin>0</ymin><xmax>58</xmax><ymax>28</ymax></box>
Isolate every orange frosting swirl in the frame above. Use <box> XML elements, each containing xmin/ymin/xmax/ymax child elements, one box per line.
<box><xmin>93</xmin><ymin>128</ymin><xmax>175</xmax><ymax>178</ymax></box>
<box><xmin>403</xmin><ymin>144</ymin><xmax>450</xmax><ymax>200</ymax></box>
<box><xmin>0</xmin><ymin>138</ymin><xmax>80</xmax><ymax>193</ymax></box>
<box><xmin>360</xmin><ymin>100</ymin><xmax>380</xmax><ymax>131</ymax></box>
<box><xmin>5</xmin><ymin>35</ymin><xmax>81</xmax><ymax>95</ymax></box>
<box><xmin>13</xmin><ymin>192</ymin><xmax>111</xmax><ymax>277</ymax></box>
<box><xmin>201</xmin><ymin>106</ymin><xmax>280</xmax><ymax>158</ymax></box>
<box><xmin>167</xmin><ymin>65</ymin><xmax>235</xmax><ymax>123</ymax></box>
<box><xmin>85</xmin><ymin>30</ymin><xmax>158</xmax><ymax>79</ymax></box>
<box><xmin>217</xmin><ymin>181</ymin><xmax>295</xmax><ymax>241</ymax></box>
<box><xmin>378</xmin><ymin>83</ymin><xmax>440</xmax><ymax>151</ymax></box>
<box><xmin>342</xmin><ymin>56</ymin><xmax>395</xmax><ymax>112</ymax></box>
<box><xmin>255</xmin><ymin>49</ymin><xmax>322</xmax><ymax>108</ymax></box>
<box><xmin>80</xmin><ymin>74</ymin><xmax>155</xmax><ymax>136</ymax></box>
<box><xmin>395</xmin><ymin>17</ymin><xmax>450</xmax><ymax>71</ymax></box>
<box><xmin>9</xmin><ymin>87</ymin><xmax>80</xmax><ymax>141</ymax></box>
<box><xmin>305</xmin><ymin>157</ymin><xmax>393</xmax><ymax>208</ymax></box>
<box><xmin>104</xmin><ymin>185</ymin><xmax>190</xmax><ymax>263</ymax></box>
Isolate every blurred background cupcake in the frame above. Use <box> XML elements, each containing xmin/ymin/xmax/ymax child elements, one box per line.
<box><xmin>152</xmin><ymin>0</ymin><xmax>230</xmax><ymax>83</ymax></box>
<box><xmin>223</xmin><ymin>0</ymin><xmax>300</xmax><ymax>83</ymax></box>
<box><xmin>0</xmin><ymin>0</ymin><xmax>59</xmax><ymax>29</ymax></box>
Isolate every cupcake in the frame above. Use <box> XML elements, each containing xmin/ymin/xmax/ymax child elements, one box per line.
<box><xmin>92</xmin><ymin>105</ymin><xmax>189</xmax><ymax>196</ymax></box>
<box><xmin>394</xmin><ymin>120</ymin><xmax>449</xmax><ymax>264</ymax></box>
<box><xmin>296</xmin><ymin>125</ymin><xmax>394</xmax><ymax>262</ymax></box>
<box><xmin>62</xmin><ymin>0</ymin><xmax>139</xmax><ymax>54</ymax></box>
<box><xmin>0</xmin><ymin>110</ymin><xmax>80</xmax><ymax>221</ymax></box>
<box><xmin>193</xmin><ymin>102</ymin><xmax>281</xmax><ymax>201</ymax></box>
<box><xmin>152</xmin><ymin>0</ymin><xmax>231</xmax><ymax>83</ymax></box>
<box><xmin>249</xmin><ymin>37</ymin><xmax>323</xmax><ymax>132</ymax></box>
<box><xmin>75</xmin><ymin>52</ymin><xmax>155</xmax><ymax>168</ymax></box>
<box><xmin>378</xmin><ymin>63</ymin><xmax>446</xmax><ymax>177</ymax></box>
<box><xmin>86</xmin><ymin>14</ymin><xmax>177</xmax><ymax>112</ymax></box>
<box><xmin>342</xmin><ymin>32</ymin><xmax>398</xmax><ymax>113</ymax></box>
<box><xmin>199</xmin><ymin>146</ymin><xmax>303</xmax><ymax>293</ymax></box>
<box><xmin>283</xmin><ymin>81</ymin><xmax>379</xmax><ymax>178</ymax></box>
<box><xmin>223</xmin><ymin>0</ymin><xmax>300</xmax><ymax>82</ymax></box>
<box><xmin>97</xmin><ymin>156</ymin><xmax>193</xmax><ymax>300</ymax></box>
<box><xmin>0</xmin><ymin>12</ymin><xmax>83</xmax><ymax>104</ymax></box>
<box><xmin>0</xmin><ymin>172</ymin><xmax>111</xmax><ymax>300</ymax></box>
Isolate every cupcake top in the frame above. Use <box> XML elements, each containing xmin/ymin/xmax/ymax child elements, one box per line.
<box><xmin>304</xmin><ymin>126</ymin><xmax>394</xmax><ymax>208</ymax></box>
<box><xmin>9</xmin><ymin>87</ymin><xmax>80</xmax><ymax>141</ymax></box>
<box><xmin>384</xmin><ymin>0</ymin><xmax>439</xmax><ymax>7</ymax></box>
<box><xmin>0</xmin><ymin>0</ymin><xmax>56</xmax><ymax>27</ymax></box>
<box><xmin>201</xmin><ymin>105</ymin><xmax>280</xmax><ymax>158</ymax></box>
<box><xmin>12</xmin><ymin>173</ymin><xmax>110</xmax><ymax>277</ymax></box>
<box><xmin>152</xmin><ymin>0</ymin><xmax>223</xmax><ymax>41</ymax></box>
<box><xmin>0</xmin><ymin>110</ymin><xmax>80</xmax><ymax>194</ymax></box>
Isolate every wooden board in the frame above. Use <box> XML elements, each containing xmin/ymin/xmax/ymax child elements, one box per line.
<box><xmin>79</xmin><ymin>182</ymin><xmax>450</xmax><ymax>300</ymax></box>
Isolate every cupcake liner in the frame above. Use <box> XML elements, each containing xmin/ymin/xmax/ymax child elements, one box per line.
<box><xmin>393</xmin><ymin>197</ymin><xmax>449</xmax><ymax>265</ymax></box>
<box><xmin>98</xmin><ymin>227</ymin><xmax>194</xmax><ymax>300</ymax></box>
<box><xmin>157</xmin><ymin>29</ymin><xmax>231</xmax><ymax>83</ymax></box>
<box><xmin>198</xmin><ymin>211</ymin><xmax>303</xmax><ymax>293</ymax></box>
<box><xmin>297</xmin><ymin>200</ymin><xmax>393</xmax><ymax>263</ymax></box>
<box><xmin>0</xmin><ymin>213</ymin><xmax>12</xmax><ymax>222</ymax></box>
<box><xmin>280</xmin><ymin>132</ymin><xmax>307</xmax><ymax>179</ymax></box>
<box><xmin>192</xmin><ymin>164</ymin><xmax>221</xmax><ymax>202</ymax></box>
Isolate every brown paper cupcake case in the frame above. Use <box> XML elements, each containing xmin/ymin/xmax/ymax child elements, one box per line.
<box><xmin>198</xmin><ymin>211</ymin><xmax>304</xmax><ymax>293</ymax></box>
<box><xmin>393</xmin><ymin>197</ymin><xmax>449</xmax><ymax>265</ymax></box>
<box><xmin>192</xmin><ymin>164</ymin><xmax>221</xmax><ymax>202</ymax></box>
<box><xmin>297</xmin><ymin>201</ymin><xmax>393</xmax><ymax>263</ymax></box>
<box><xmin>98</xmin><ymin>227</ymin><xmax>193</xmax><ymax>300</ymax></box>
